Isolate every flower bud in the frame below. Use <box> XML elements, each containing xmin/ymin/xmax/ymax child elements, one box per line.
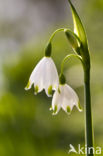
<box><xmin>64</xmin><ymin>29</ymin><xmax>80</xmax><ymax>52</ymax></box>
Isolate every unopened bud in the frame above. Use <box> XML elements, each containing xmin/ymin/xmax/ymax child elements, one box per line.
<box><xmin>64</xmin><ymin>29</ymin><xmax>80</xmax><ymax>52</ymax></box>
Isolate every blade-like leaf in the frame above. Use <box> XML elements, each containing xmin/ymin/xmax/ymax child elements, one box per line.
<box><xmin>68</xmin><ymin>0</ymin><xmax>88</xmax><ymax>50</ymax></box>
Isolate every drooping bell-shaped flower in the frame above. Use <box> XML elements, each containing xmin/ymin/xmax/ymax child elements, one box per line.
<box><xmin>25</xmin><ymin>56</ymin><xmax>59</xmax><ymax>97</ymax></box>
<box><xmin>51</xmin><ymin>74</ymin><xmax>82</xmax><ymax>115</ymax></box>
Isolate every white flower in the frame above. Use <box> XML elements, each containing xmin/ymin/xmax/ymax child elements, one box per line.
<box><xmin>51</xmin><ymin>84</ymin><xmax>82</xmax><ymax>115</ymax></box>
<box><xmin>25</xmin><ymin>56</ymin><xmax>59</xmax><ymax>97</ymax></box>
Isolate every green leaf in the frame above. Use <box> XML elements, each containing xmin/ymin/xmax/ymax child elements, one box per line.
<box><xmin>68</xmin><ymin>0</ymin><xmax>88</xmax><ymax>50</ymax></box>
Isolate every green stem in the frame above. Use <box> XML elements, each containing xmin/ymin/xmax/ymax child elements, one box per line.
<box><xmin>48</xmin><ymin>28</ymin><xmax>81</xmax><ymax>43</ymax></box>
<box><xmin>45</xmin><ymin>28</ymin><xmax>82</xmax><ymax>57</ymax></box>
<box><xmin>61</xmin><ymin>54</ymin><xmax>83</xmax><ymax>74</ymax></box>
<box><xmin>45</xmin><ymin>28</ymin><xmax>65</xmax><ymax>57</ymax></box>
<box><xmin>45</xmin><ymin>28</ymin><xmax>65</xmax><ymax>56</ymax></box>
<box><xmin>48</xmin><ymin>28</ymin><xmax>65</xmax><ymax>42</ymax></box>
<box><xmin>84</xmin><ymin>63</ymin><xmax>94</xmax><ymax>156</ymax></box>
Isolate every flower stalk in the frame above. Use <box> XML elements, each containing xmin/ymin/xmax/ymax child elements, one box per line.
<box><xmin>84</xmin><ymin>61</ymin><xmax>94</xmax><ymax>156</ymax></box>
<box><xmin>67</xmin><ymin>0</ymin><xmax>94</xmax><ymax>155</ymax></box>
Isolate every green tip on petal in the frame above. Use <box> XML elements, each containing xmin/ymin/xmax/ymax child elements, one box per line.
<box><xmin>78</xmin><ymin>101</ymin><xmax>83</xmax><ymax>112</ymax></box>
<box><xmin>48</xmin><ymin>85</ymin><xmax>53</xmax><ymax>96</ymax></box>
<box><xmin>67</xmin><ymin>106</ymin><xmax>71</xmax><ymax>114</ymax></box>
<box><xmin>25</xmin><ymin>80</ymin><xmax>30</xmax><ymax>90</ymax></box>
<box><xmin>34</xmin><ymin>85</ymin><xmax>39</xmax><ymax>95</ymax></box>
<box><xmin>59</xmin><ymin>74</ymin><xmax>66</xmax><ymax>85</ymax></box>
<box><xmin>45</xmin><ymin>42</ymin><xmax>52</xmax><ymax>57</ymax></box>
<box><xmin>58</xmin><ymin>87</ymin><xmax>61</xmax><ymax>94</ymax></box>
<box><xmin>49</xmin><ymin>107</ymin><xmax>53</xmax><ymax>111</ymax></box>
<box><xmin>53</xmin><ymin>105</ymin><xmax>57</xmax><ymax>115</ymax></box>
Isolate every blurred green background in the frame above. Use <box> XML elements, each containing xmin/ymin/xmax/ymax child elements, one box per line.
<box><xmin>0</xmin><ymin>0</ymin><xmax>103</xmax><ymax>155</ymax></box>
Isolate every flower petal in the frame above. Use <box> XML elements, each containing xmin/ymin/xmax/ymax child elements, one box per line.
<box><xmin>51</xmin><ymin>90</ymin><xmax>62</xmax><ymax>115</ymax></box>
<box><xmin>77</xmin><ymin>101</ymin><xmax>83</xmax><ymax>112</ymax></box>
<box><xmin>30</xmin><ymin>57</ymin><xmax>46</xmax><ymax>85</ymax></box>
<box><xmin>43</xmin><ymin>57</ymin><xmax>59</xmax><ymax>96</ymax></box>
<box><xmin>25</xmin><ymin>57</ymin><xmax>46</xmax><ymax>91</ymax></box>
<box><xmin>25</xmin><ymin>56</ymin><xmax>59</xmax><ymax>96</ymax></box>
<box><xmin>61</xmin><ymin>84</ymin><xmax>82</xmax><ymax>113</ymax></box>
